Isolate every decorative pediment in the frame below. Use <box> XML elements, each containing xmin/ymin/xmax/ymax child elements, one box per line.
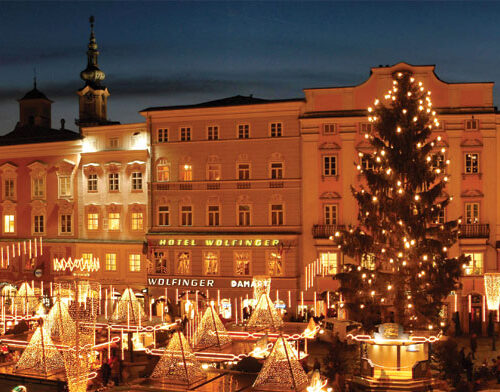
<box><xmin>0</xmin><ymin>162</ymin><xmax>18</xmax><ymax>177</ymax></box>
<box><xmin>55</xmin><ymin>159</ymin><xmax>76</xmax><ymax>175</ymax></box>
<box><xmin>320</xmin><ymin>191</ymin><xmax>342</xmax><ymax>200</ymax></box>
<box><xmin>1</xmin><ymin>199</ymin><xmax>16</xmax><ymax>212</ymax></box>
<box><xmin>207</xmin><ymin>155</ymin><xmax>220</xmax><ymax>164</ymax></box>
<box><xmin>83</xmin><ymin>163</ymin><xmax>103</xmax><ymax>176</ymax></box>
<box><xmin>355</xmin><ymin>141</ymin><xmax>372</xmax><ymax>151</ymax></box>
<box><xmin>126</xmin><ymin>160</ymin><xmax>146</xmax><ymax>174</ymax></box>
<box><xmin>104</xmin><ymin>161</ymin><xmax>122</xmax><ymax>173</ymax></box>
<box><xmin>56</xmin><ymin>199</ymin><xmax>74</xmax><ymax>213</ymax></box>
<box><xmin>461</xmin><ymin>189</ymin><xmax>484</xmax><ymax>198</ymax></box>
<box><xmin>435</xmin><ymin>139</ymin><xmax>449</xmax><ymax>148</ymax></box>
<box><xmin>105</xmin><ymin>203</ymin><xmax>122</xmax><ymax>213</ymax></box>
<box><xmin>157</xmin><ymin>196</ymin><xmax>171</xmax><ymax>205</ymax></box>
<box><xmin>129</xmin><ymin>203</ymin><xmax>146</xmax><ymax>213</ymax></box>
<box><xmin>30</xmin><ymin>199</ymin><xmax>47</xmax><ymax>214</ymax></box>
<box><xmin>180</xmin><ymin>196</ymin><xmax>192</xmax><ymax>205</ymax></box>
<box><xmin>237</xmin><ymin>195</ymin><xmax>251</xmax><ymax>204</ymax></box>
<box><xmin>237</xmin><ymin>154</ymin><xmax>249</xmax><ymax>162</ymax></box>
<box><xmin>269</xmin><ymin>152</ymin><xmax>284</xmax><ymax>161</ymax></box>
<box><xmin>85</xmin><ymin>203</ymin><xmax>101</xmax><ymax>214</ymax></box>
<box><xmin>181</xmin><ymin>156</ymin><xmax>192</xmax><ymax>164</ymax></box>
<box><xmin>460</xmin><ymin>139</ymin><xmax>483</xmax><ymax>147</ymax></box>
<box><xmin>27</xmin><ymin>161</ymin><xmax>47</xmax><ymax>177</ymax></box>
<box><xmin>270</xmin><ymin>194</ymin><xmax>283</xmax><ymax>203</ymax></box>
<box><xmin>207</xmin><ymin>196</ymin><xmax>220</xmax><ymax>205</ymax></box>
<box><xmin>319</xmin><ymin>142</ymin><xmax>341</xmax><ymax>150</ymax></box>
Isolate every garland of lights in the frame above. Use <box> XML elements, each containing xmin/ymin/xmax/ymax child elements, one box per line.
<box><xmin>53</xmin><ymin>257</ymin><xmax>100</xmax><ymax>273</ymax></box>
<box><xmin>484</xmin><ymin>273</ymin><xmax>500</xmax><ymax>311</ymax></box>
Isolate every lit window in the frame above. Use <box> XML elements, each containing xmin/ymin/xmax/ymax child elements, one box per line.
<box><xmin>360</xmin><ymin>123</ymin><xmax>372</xmax><ymax>134</ymax></box>
<box><xmin>431</xmin><ymin>153</ymin><xmax>445</xmax><ymax>172</ymax></box>
<box><xmin>154</xmin><ymin>251</ymin><xmax>167</xmax><ymax>273</ymax></box>
<box><xmin>323</xmin><ymin>155</ymin><xmax>337</xmax><ymax>176</ymax></box>
<box><xmin>4</xmin><ymin>214</ymin><xmax>14</xmax><ymax>233</ymax></box>
<box><xmin>207</xmin><ymin>164</ymin><xmax>221</xmax><ymax>181</ymax></box>
<box><xmin>182</xmin><ymin>164</ymin><xmax>192</xmax><ymax>181</ymax></box>
<box><xmin>131</xmin><ymin>172</ymin><xmax>143</xmax><ymax>191</ymax></box>
<box><xmin>4</xmin><ymin>179</ymin><xmax>15</xmax><ymax>199</ymax></box>
<box><xmin>361</xmin><ymin>254</ymin><xmax>376</xmax><ymax>270</ymax></box>
<box><xmin>108</xmin><ymin>173</ymin><xmax>119</xmax><ymax>191</ymax></box>
<box><xmin>157</xmin><ymin>161</ymin><xmax>170</xmax><ymax>182</ymax></box>
<box><xmin>59</xmin><ymin>176</ymin><xmax>71</xmax><ymax>197</ymax></box>
<box><xmin>270</xmin><ymin>122</ymin><xmax>282</xmax><ymax>137</ymax></box>
<box><xmin>208</xmin><ymin>126</ymin><xmax>219</xmax><ymax>140</ymax></box>
<box><xmin>158</xmin><ymin>128</ymin><xmax>168</xmax><ymax>143</ymax></box>
<box><xmin>463</xmin><ymin>253</ymin><xmax>483</xmax><ymax>275</ymax></box>
<box><xmin>131</xmin><ymin>212</ymin><xmax>143</xmax><ymax>231</ymax></box>
<box><xmin>234</xmin><ymin>251</ymin><xmax>251</xmax><ymax>275</ymax></box>
<box><xmin>87</xmin><ymin>174</ymin><xmax>98</xmax><ymax>192</ymax></box>
<box><xmin>237</xmin><ymin>164</ymin><xmax>250</xmax><ymax>180</ymax></box>
<box><xmin>323</xmin><ymin>124</ymin><xmax>337</xmax><ymax>135</ymax></box>
<box><xmin>465</xmin><ymin>203</ymin><xmax>479</xmax><ymax>224</ymax></box>
<box><xmin>60</xmin><ymin>214</ymin><xmax>72</xmax><ymax>234</ymax></box>
<box><xmin>87</xmin><ymin>213</ymin><xmax>99</xmax><ymax>230</ymax></box>
<box><xmin>177</xmin><ymin>251</ymin><xmax>191</xmax><ymax>274</ymax></box>
<box><xmin>270</xmin><ymin>162</ymin><xmax>283</xmax><ymax>179</ymax></box>
<box><xmin>108</xmin><ymin>137</ymin><xmax>119</xmax><ymax>149</ymax></box>
<box><xmin>32</xmin><ymin>177</ymin><xmax>45</xmax><ymax>198</ymax></box>
<box><xmin>436</xmin><ymin>208</ymin><xmax>445</xmax><ymax>224</ymax></box>
<box><xmin>208</xmin><ymin>205</ymin><xmax>220</xmax><ymax>226</ymax></box>
<box><xmin>108</xmin><ymin>213</ymin><xmax>120</xmax><ymax>231</ymax></box>
<box><xmin>203</xmin><ymin>251</ymin><xmax>219</xmax><ymax>275</ymax></box>
<box><xmin>267</xmin><ymin>251</ymin><xmax>283</xmax><ymax>276</ymax></box>
<box><xmin>82</xmin><ymin>253</ymin><xmax>93</xmax><ymax>265</ymax></box>
<box><xmin>271</xmin><ymin>204</ymin><xmax>284</xmax><ymax>226</ymax></box>
<box><xmin>180</xmin><ymin>127</ymin><xmax>191</xmax><ymax>141</ymax></box>
<box><xmin>181</xmin><ymin>206</ymin><xmax>193</xmax><ymax>226</ymax></box>
<box><xmin>465</xmin><ymin>153</ymin><xmax>479</xmax><ymax>174</ymax></box>
<box><xmin>324</xmin><ymin>204</ymin><xmax>337</xmax><ymax>225</ymax></box>
<box><xmin>361</xmin><ymin>156</ymin><xmax>374</xmax><ymax>170</ymax></box>
<box><xmin>238</xmin><ymin>124</ymin><xmax>250</xmax><ymax>139</ymax></box>
<box><xmin>34</xmin><ymin>215</ymin><xmax>44</xmax><ymax>234</ymax></box>
<box><xmin>158</xmin><ymin>206</ymin><xmax>170</xmax><ymax>226</ymax></box>
<box><xmin>466</xmin><ymin>119</ymin><xmax>479</xmax><ymax>131</ymax></box>
<box><xmin>238</xmin><ymin>205</ymin><xmax>251</xmax><ymax>226</ymax></box>
<box><xmin>129</xmin><ymin>254</ymin><xmax>141</xmax><ymax>272</ymax></box>
<box><xmin>319</xmin><ymin>252</ymin><xmax>338</xmax><ymax>275</ymax></box>
<box><xmin>105</xmin><ymin>253</ymin><xmax>117</xmax><ymax>271</ymax></box>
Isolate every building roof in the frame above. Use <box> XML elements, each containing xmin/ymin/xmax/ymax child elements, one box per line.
<box><xmin>18</xmin><ymin>87</ymin><xmax>52</xmax><ymax>102</ymax></box>
<box><xmin>0</xmin><ymin>124</ymin><xmax>82</xmax><ymax>146</ymax></box>
<box><xmin>140</xmin><ymin>95</ymin><xmax>303</xmax><ymax>112</ymax></box>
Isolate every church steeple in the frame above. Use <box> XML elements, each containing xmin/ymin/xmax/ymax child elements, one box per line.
<box><xmin>77</xmin><ymin>16</ymin><xmax>110</xmax><ymax>129</ymax></box>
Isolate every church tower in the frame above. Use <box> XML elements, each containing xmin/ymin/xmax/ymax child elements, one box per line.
<box><xmin>77</xmin><ymin>16</ymin><xmax>110</xmax><ymax>128</ymax></box>
<box><xmin>18</xmin><ymin>78</ymin><xmax>53</xmax><ymax>128</ymax></box>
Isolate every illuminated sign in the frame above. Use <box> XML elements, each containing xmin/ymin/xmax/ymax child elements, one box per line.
<box><xmin>157</xmin><ymin>238</ymin><xmax>280</xmax><ymax>247</ymax></box>
<box><xmin>148</xmin><ymin>277</ymin><xmax>253</xmax><ymax>288</ymax></box>
<box><xmin>53</xmin><ymin>257</ymin><xmax>100</xmax><ymax>273</ymax></box>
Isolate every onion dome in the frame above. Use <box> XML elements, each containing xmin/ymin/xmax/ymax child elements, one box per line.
<box><xmin>80</xmin><ymin>16</ymin><xmax>105</xmax><ymax>86</ymax></box>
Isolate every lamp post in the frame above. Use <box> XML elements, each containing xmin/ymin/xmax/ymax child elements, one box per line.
<box><xmin>484</xmin><ymin>273</ymin><xmax>500</xmax><ymax>351</ymax></box>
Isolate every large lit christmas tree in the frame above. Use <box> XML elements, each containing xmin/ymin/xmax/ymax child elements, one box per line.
<box><xmin>334</xmin><ymin>71</ymin><xmax>466</xmax><ymax>330</ymax></box>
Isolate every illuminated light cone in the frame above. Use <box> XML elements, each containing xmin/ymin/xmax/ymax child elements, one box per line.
<box><xmin>484</xmin><ymin>273</ymin><xmax>500</xmax><ymax>311</ymax></box>
<box><xmin>111</xmin><ymin>287</ymin><xmax>146</xmax><ymax>323</ymax></box>
<box><xmin>45</xmin><ymin>299</ymin><xmax>75</xmax><ymax>341</ymax></box>
<box><xmin>304</xmin><ymin>318</ymin><xmax>318</xmax><ymax>339</ymax></box>
<box><xmin>253</xmin><ymin>335</ymin><xmax>308</xmax><ymax>391</ymax></box>
<box><xmin>151</xmin><ymin>330</ymin><xmax>206</xmax><ymax>385</ymax></box>
<box><xmin>193</xmin><ymin>305</ymin><xmax>232</xmax><ymax>349</ymax></box>
<box><xmin>247</xmin><ymin>293</ymin><xmax>284</xmax><ymax>330</ymax></box>
<box><xmin>15</xmin><ymin>325</ymin><xmax>64</xmax><ymax>375</ymax></box>
<box><xmin>14</xmin><ymin>282</ymin><xmax>38</xmax><ymax>314</ymax></box>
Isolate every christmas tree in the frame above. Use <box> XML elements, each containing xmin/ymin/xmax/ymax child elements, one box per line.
<box><xmin>334</xmin><ymin>71</ymin><xmax>465</xmax><ymax>330</ymax></box>
<box><xmin>151</xmin><ymin>330</ymin><xmax>205</xmax><ymax>385</ymax></box>
<box><xmin>253</xmin><ymin>335</ymin><xmax>308</xmax><ymax>391</ymax></box>
<box><xmin>247</xmin><ymin>292</ymin><xmax>284</xmax><ymax>330</ymax></box>
<box><xmin>193</xmin><ymin>305</ymin><xmax>232</xmax><ymax>349</ymax></box>
<box><xmin>111</xmin><ymin>287</ymin><xmax>146</xmax><ymax>323</ymax></box>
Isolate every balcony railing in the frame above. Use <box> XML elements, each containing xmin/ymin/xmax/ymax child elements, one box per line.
<box><xmin>458</xmin><ymin>224</ymin><xmax>490</xmax><ymax>239</ymax></box>
<box><xmin>312</xmin><ymin>224</ymin><xmax>345</xmax><ymax>239</ymax></box>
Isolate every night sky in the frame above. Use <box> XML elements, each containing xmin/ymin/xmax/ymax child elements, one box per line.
<box><xmin>1</xmin><ymin>1</ymin><xmax>499</xmax><ymax>134</ymax></box>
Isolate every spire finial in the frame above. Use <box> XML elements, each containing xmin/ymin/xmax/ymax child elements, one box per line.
<box><xmin>89</xmin><ymin>15</ymin><xmax>95</xmax><ymax>35</ymax></box>
<box><xmin>33</xmin><ymin>67</ymin><xmax>37</xmax><ymax>89</ymax></box>
<box><xmin>80</xmin><ymin>15</ymin><xmax>105</xmax><ymax>85</ymax></box>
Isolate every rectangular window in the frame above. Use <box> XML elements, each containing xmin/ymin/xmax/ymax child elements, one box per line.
<box><xmin>361</xmin><ymin>254</ymin><xmax>376</xmax><ymax>270</ymax></box>
<box><xmin>87</xmin><ymin>174</ymin><xmax>98</xmax><ymax>192</ymax></box>
<box><xmin>465</xmin><ymin>203</ymin><xmax>479</xmax><ymax>224</ymax></box>
<box><xmin>234</xmin><ymin>251</ymin><xmax>251</xmax><ymax>275</ymax></box>
<box><xmin>32</xmin><ymin>177</ymin><xmax>45</xmax><ymax>198</ymax></box>
<box><xmin>157</xmin><ymin>162</ymin><xmax>170</xmax><ymax>182</ymax></box>
<box><xmin>361</xmin><ymin>156</ymin><xmax>373</xmax><ymax>170</ymax></box>
<box><xmin>270</xmin><ymin>162</ymin><xmax>283</xmax><ymax>179</ymax></box>
<box><xmin>203</xmin><ymin>251</ymin><xmax>219</xmax><ymax>275</ymax></box>
<box><xmin>237</xmin><ymin>164</ymin><xmax>250</xmax><ymax>180</ymax></box>
<box><xmin>360</xmin><ymin>123</ymin><xmax>372</xmax><ymax>134</ymax></box>
<box><xmin>466</xmin><ymin>119</ymin><xmax>479</xmax><ymax>131</ymax></box>
<box><xmin>208</xmin><ymin>126</ymin><xmax>219</xmax><ymax>140</ymax></box>
<box><xmin>82</xmin><ymin>253</ymin><xmax>93</xmax><ymax>266</ymax></box>
<box><xmin>207</xmin><ymin>164</ymin><xmax>221</xmax><ymax>181</ymax></box>
<box><xmin>158</xmin><ymin>206</ymin><xmax>170</xmax><ymax>226</ymax></box>
<box><xmin>109</xmin><ymin>137</ymin><xmax>119</xmax><ymax>149</ymax></box>
<box><xmin>208</xmin><ymin>205</ymin><xmax>220</xmax><ymax>226</ymax></box>
<box><xmin>324</xmin><ymin>204</ymin><xmax>338</xmax><ymax>225</ymax></box>
<box><xmin>59</xmin><ymin>176</ymin><xmax>71</xmax><ymax>197</ymax></box>
<box><xmin>131</xmin><ymin>172</ymin><xmax>143</xmax><ymax>191</ymax></box>
<box><xmin>431</xmin><ymin>153</ymin><xmax>445</xmax><ymax>172</ymax></box>
<box><xmin>463</xmin><ymin>253</ymin><xmax>483</xmax><ymax>275</ymax></box>
<box><xmin>436</xmin><ymin>208</ymin><xmax>445</xmax><ymax>224</ymax></box>
<box><xmin>4</xmin><ymin>179</ymin><xmax>15</xmax><ymax>199</ymax></box>
<box><xmin>34</xmin><ymin>215</ymin><xmax>44</xmax><ymax>234</ymax></box>
<box><xmin>87</xmin><ymin>213</ymin><xmax>99</xmax><ymax>230</ymax></box>
<box><xmin>131</xmin><ymin>212</ymin><xmax>144</xmax><ymax>231</ymax></box>
<box><xmin>270</xmin><ymin>122</ymin><xmax>282</xmax><ymax>137</ymax></box>
<box><xmin>105</xmin><ymin>253</ymin><xmax>117</xmax><ymax>271</ymax></box>
<box><xmin>181</xmin><ymin>206</ymin><xmax>193</xmax><ymax>226</ymax></box>
<box><xmin>238</xmin><ymin>124</ymin><xmax>250</xmax><ymax>139</ymax></box>
<box><xmin>108</xmin><ymin>173</ymin><xmax>119</xmax><ymax>191</ymax></box>
<box><xmin>108</xmin><ymin>212</ymin><xmax>120</xmax><ymax>231</ymax></box>
<box><xmin>129</xmin><ymin>254</ymin><xmax>141</xmax><ymax>272</ymax></box>
<box><xmin>60</xmin><ymin>214</ymin><xmax>72</xmax><ymax>234</ymax></box>
<box><xmin>267</xmin><ymin>251</ymin><xmax>283</xmax><ymax>276</ymax></box>
<box><xmin>271</xmin><ymin>204</ymin><xmax>284</xmax><ymax>226</ymax></box>
<box><xmin>176</xmin><ymin>251</ymin><xmax>191</xmax><ymax>274</ymax></box>
<box><xmin>4</xmin><ymin>214</ymin><xmax>14</xmax><ymax>233</ymax></box>
<box><xmin>238</xmin><ymin>205</ymin><xmax>251</xmax><ymax>226</ymax></box>
<box><xmin>323</xmin><ymin>124</ymin><xmax>337</xmax><ymax>135</ymax></box>
<box><xmin>323</xmin><ymin>155</ymin><xmax>337</xmax><ymax>176</ymax></box>
<box><xmin>158</xmin><ymin>128</ymin><xmax>168</xmax><ymax>143</ymax></box>
<box><xmin>154</xmin><ymin>251</ymin><xmax>167</xmax><ymax>274</ymax></box>
<box><xmin>182</xmin><ymin>164</ymin><xmax>193</xmax><ymax>181</ymax></box>
<box><xmin>319</xmin><ymin>252</ymin><xmax>338</xmax><ymax>275</ymax></box>
<box><xmin>180</xmin><ymin>127</ymin><xmax>191</xmax><ymax>141</ymax></box>
<box><xmin>465</xmin><ymin>153</ymin><xmax>479</xmax><ymax>174</ymax></box>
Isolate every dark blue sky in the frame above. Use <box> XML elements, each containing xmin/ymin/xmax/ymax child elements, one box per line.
<box><xmin>1</xmin><ymin>1</ymin><xmax>499</xmax><ymax>133</ymax></box>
